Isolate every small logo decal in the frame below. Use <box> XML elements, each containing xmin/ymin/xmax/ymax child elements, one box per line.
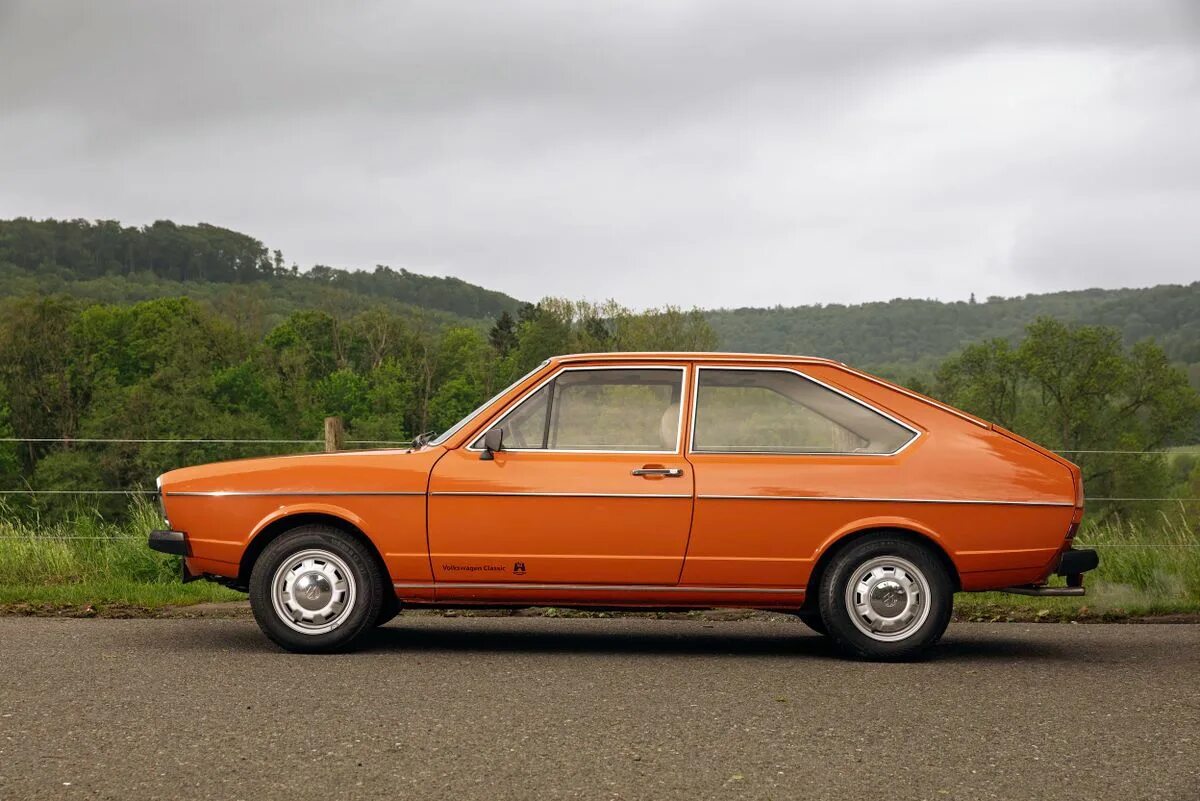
<box><xmin>303</xmin><ymin>585</ymin><xmax>322</xmax><ymax>601</ymax></box>
<box><xmin>513</xmin><ymin>561</ymin><xmax>527</xmax><ymax>575</ymax></box>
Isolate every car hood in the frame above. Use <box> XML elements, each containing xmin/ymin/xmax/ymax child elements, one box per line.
<box><xmin>156</xmin><ymin>446</ymin><xmax>445</xmax><ymax>495</ymax></box>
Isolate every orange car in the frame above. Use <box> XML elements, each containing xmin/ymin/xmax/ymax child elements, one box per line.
<box><xmin>149</xmin><ymin>352</ymin><xmax>1097</xmax><ymax>659</ymax></box>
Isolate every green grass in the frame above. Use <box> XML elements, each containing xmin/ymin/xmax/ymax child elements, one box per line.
<box><xmin>0</xmin><ymin>580</ymin><xmax>241</xmax><ymax>610</ymax></box>
<box><xmin>957</xmin><ymin>508</ymin><xmax>1200</xmax><ymax>620</ymax></box>
<box><xmin>0</xmin><ymin>497</ymin><xmax>244</xmax><ymax>611</ymax></box>
<box><xmin>1</xmin><ymin>499</ymin><xmax>1197</xmax><ymax>619</ymax></box>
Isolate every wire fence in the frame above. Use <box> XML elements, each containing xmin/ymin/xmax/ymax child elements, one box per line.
<box><xmin>1</xmin><ymin>436</ymin><xmax>1197</xmax><ymax>453</ymax></box>
<box><xmin>0</xmin><ymin>538</ymin><xmax>1187</xmax><ymax>545</ymax></box>
<box><xmin>0</xmin><ymin>437</ymin><xmax>411</xmax><ymax>445</ymax></box>
<box><xmin>0</xmin><ymin>437</ymin><xmax>1196</xmax><ymax>545</ymax></box>
<box><xmin>0</xmin><ymin>437</ymin><xmax>1196</xmax><ymax>504</ymax></box>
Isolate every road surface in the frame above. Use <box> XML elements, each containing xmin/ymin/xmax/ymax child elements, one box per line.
<box><xmin>0</xmin><ymin>616</ymin><xmax>1197</xmax><ymax>800</ymax></box>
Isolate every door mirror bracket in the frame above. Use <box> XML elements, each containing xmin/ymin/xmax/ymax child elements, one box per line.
<box><xmin>480</xmin><ymin>428</ymin><xmax>504</xmax><ymax>460</ymax></box>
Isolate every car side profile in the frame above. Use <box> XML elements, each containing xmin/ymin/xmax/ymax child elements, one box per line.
<box><xmin>149</xmin><ymin>352</ymin><xmax>1098</xmax><ymax>660</ymax></box>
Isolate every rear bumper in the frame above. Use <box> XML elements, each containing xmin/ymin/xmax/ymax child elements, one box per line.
<box><xmin>1057</xmin><ymin>548</ymin><xmax>1099</xmax><ymax>580</ymax></box>
<box><xmin>148</xmin><ymin>529</ymin><xmax>188</xmax><ymax>557</ymax></box>
<box><xmin>1001</xmin><ymin>548</ymin><xmax>1099</xmax><ymax>597</ymax></box>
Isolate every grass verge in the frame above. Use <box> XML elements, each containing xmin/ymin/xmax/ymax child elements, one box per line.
<box><xmin>0</xmin><ymin>581</ymin><xmax>242</xmax><ymax>614</ymax></box>
<box><xmin>0</xmin><ymin>497</ymin><xmax>245</xmax><ymax>614</ymax></box>
<box><xmin>1</xmin><ymin>500</ymin><xmax>1197</xmax><ymax>620</ymax></box>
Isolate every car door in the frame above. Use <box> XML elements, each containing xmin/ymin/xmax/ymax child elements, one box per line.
<box><xmin>427</xmin><ymin>364</ymin><xmax>695</xmax><ymax>587</ymax></box>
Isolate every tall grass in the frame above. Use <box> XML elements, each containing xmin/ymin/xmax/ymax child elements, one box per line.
<box><xmin>0</xmin><ymin>496</ymin><xmax>179</xmax><ymax>585</ymax></box>
<box><xmin>0</xmin><ymin>496</ymin><xmax>241</xmax><ymax>607</ymax></box>
<box><xmin>1</xmin><ymin>499</ymin><xmax>1197</xmax><ymax>615</ymax></box>
<box><xmin>1074</xmin><ymin>507</ymin><xmax>1200</xmax><ymax>601</ymax></box>
<box><xmin>957</xmin><ymin>509</ymin><xmax>1200</xmax><ymax>618</ymax></box>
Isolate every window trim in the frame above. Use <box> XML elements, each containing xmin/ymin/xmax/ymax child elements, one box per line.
<box><xmin>466</xmin><ymin>364</ymin><xmax>690</xmax><ymax>455</ymax></box>
<box><xmin>430</xmin><ymin>360</ymin><xmax>549</xmax><ymax>447</ymax></box>
<box><xmin>687</xmin><ymin>365</ymin><xmax>920</xmax><ymax>457</ymax></box>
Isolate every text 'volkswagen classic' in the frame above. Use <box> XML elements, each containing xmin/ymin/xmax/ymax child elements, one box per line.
<box><xmin>149</xmin><ymin>353</ymin><xmax>1098</xmax><ymax>659</ymax></box>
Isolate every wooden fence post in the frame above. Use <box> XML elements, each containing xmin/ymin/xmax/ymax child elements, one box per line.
<box><xmin>324</xmin><ymin>417</ymin><xmax>345</xmax><ymax>452</ymax></box>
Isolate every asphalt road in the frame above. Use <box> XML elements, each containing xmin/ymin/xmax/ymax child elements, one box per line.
<box><xmin>0</xmin><ymin>617</ymin><xmax>1197</xmax><ymax>801</ymax></box>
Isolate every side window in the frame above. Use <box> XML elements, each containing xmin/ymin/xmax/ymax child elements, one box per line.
<box><xmin>491</xmin><ymin>382</ymin><xmax>552</xmax><ymax>449</ymax></box>
<box><xmin>692</xmin><ymin>368</ymin><xmax>915</xmax><ymax>455</ymax></box>
<box><xmin>476</xmin><ymin>368</ymin><xmax>685</xmax><ymax>452</ymax></box>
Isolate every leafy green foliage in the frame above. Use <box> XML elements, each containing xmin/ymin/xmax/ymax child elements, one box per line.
<box><xmin>0</xmin><ymin>294</ymin><xmax>719</xmax><ymax>518</ymax></box>
<box><xmin>707</xmin><ymin>283</ymin><xmax>1200</xmax><ymax>384</ymax></box>
<box><xmin>936</xmin><ymin>318</ymin><xmax>1200</xmax><ymax>519</ymax></box>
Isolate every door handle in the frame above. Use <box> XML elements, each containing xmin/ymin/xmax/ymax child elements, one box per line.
<box><xmin>631</xmin><ymin>467</ymin><xmax>684</xmax><ymax>477</ymax></box>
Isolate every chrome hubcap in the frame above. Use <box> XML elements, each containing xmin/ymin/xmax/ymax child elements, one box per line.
<box><xmin>845</xmin><ymin>556</ymin><xmax>930</xmax><ymax>642</ymax></box>
<box><xmin>271</xmin><ymin>549</ymin><xmax>356</xmax><ymax>635</ymax></box>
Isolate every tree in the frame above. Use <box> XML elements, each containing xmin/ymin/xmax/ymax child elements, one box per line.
<box><xmin>0</xmin><ymin>399</ymin><xmax>20</xmax><ymax>489</ymax></box>
<box><xmin>936</xmin><ymin>317</ymin><xmax>1200</xmax><ymax>518</ymax></box>
<box><xmin>0</xmin><ymin>296</ymin><xmax>88</xmax><ymax>471</ymax></box>
<box><xmin>488</xmin><ymin>310</ymin><xmax>517</xmax><ymax>356</ymax></box>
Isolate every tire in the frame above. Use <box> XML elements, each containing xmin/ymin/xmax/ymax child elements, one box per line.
<box><xmin>796</xmin><ymin>609</ymin><xmax>828</xmax><ymax>636</ymax></box>
<box><xmin>249</xmin><ymin>525</ymin><xmax>385</xmax><ymax>653</ymax></box>
<box><xmin>374</xmin><ymin>592</ymin><xmax>401</xmax><ymax>628</ymax></box>
<box><xmin>817</xmin><ymin>536</ymin><xmax>953</xmax><ymax>661</ymax></box>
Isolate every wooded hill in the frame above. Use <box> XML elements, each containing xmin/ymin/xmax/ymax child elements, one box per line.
<box><xmin>0</xmin><ymin>218</ymin><xmax>521</xmax><ymax>326</ymax></box>
<box><xmin>707</xmin><ymin>284</ymin><xmax>1200</xmax><ymax>382</ymax></box>
<box><xmin>2</xmin><ymin>217</ymin><xmax>1197</xmax><ymax>383</ymax></box>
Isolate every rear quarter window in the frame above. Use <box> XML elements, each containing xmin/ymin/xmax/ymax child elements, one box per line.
<box><xmin>692</xmin><ymin>367</ymin><xmax>916</xmax><ymax>455</ymax></box>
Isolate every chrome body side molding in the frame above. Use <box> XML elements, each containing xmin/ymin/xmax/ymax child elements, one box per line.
<box><xmin>167</xmin><ymin>490</ymin><xmax>1069</xmax><ymax>506</ymax></box>
<box><xmin>431</xmin><ymin>491</ymin><xmax>691</xmax><ymax>499</ymax></box>
<box><xmin>697</xmin><ymin>494</ymin><xmax>1073</xmax><ymax>507</ymax></box>
<box><xmin>393</xmin><ymin>581</ymin><xmax>804</xmax><ymax>594</ymax></box>
<box><xmin>165</xmin><ymin>491</ymin><xmax>425</xmax><ymax>497</ymax></box>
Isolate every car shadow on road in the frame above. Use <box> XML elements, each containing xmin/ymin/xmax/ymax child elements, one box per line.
<box><xmin>344</xmin><ymin>619</ymin><xmax>1082</xmax><ymax>663</ymax></box>
<box><xmin>152</xmin><ymin>617</ymin><xmax>1090</xmax><ymax>663</ymax></box>
<box><xmin>362</xmin><ymin>622</ymin><xmax>840</xmax><ymax>659</ymax></box>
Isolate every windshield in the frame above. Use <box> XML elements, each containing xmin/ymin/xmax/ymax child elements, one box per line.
<box><xmin>428</xmin><ymin>361</ymin><xmax>549</xmax><ymax>447</ymax></box>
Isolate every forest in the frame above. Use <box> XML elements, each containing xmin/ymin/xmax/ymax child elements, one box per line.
<box><xmin>0</xmin><ymin>217</ymin><xmax>521</xmax><ymax>322</ymax></box>
<box><xmin>3</xmin><ymin>217</ymin><xmax>1199</xmax><ymax>384</ymax></box>
<box><xmin>0</xmin><ymin>217</ymin><xmax>1197</xmax><ymax>526</ymax></box>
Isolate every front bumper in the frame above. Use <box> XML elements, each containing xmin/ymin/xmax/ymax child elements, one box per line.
<box><xmin>148</xmin><ymin>529</ymin><xmax>188</xmax><ymax>557</ymax></box>
<box><xmin>1001</xmin><ymin>548</ymin><xmax>1100</xmax><ymax>597</ymax></box>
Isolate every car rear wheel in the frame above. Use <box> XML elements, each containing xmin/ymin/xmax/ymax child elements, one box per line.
<box><xmin>817</xmin><ymin>536</ymin><xmax>953</xmax><ymax>661</ymax></box>
<box><xmin>249</xmin><ymin>525</ymin><xmax>384</xmax><ymax>653</ymax></box>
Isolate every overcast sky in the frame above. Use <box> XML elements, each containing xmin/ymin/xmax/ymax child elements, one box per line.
<box><xmin>1</xmin><ymin>1</ymin><xmax>1198</xmax><ymax>309</ymax></box>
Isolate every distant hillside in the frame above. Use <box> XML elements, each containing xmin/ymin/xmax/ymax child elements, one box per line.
<box><xmin>0</xmin><ymin>217</ymin><xmax>522</xmax><ymax>322</ymax></box>
<box><xmin>706</xmin><ymin>284</ymin><xmax>1200</xmax><ymax>380</ymax></box>
<box><xmin>3</xmin><ymin>217</ymin><xmax>1196</xmax><ymax>385</ymax></box>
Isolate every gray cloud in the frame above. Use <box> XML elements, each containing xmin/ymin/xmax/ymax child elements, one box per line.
<box><xmin>1</xmin><ymin>0</ymin><xmax>1198</xmax><ymax>308</ymax></box>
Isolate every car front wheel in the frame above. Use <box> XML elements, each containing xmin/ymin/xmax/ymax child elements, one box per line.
<box><xmin>817</xmin><ymin>536</ymin><xmax>953</xmax><ymax>661</ymax></box>
<box><xmin>249</xmin><ymin>525</ymin><xmax>384</xmax><ymax>653</ymax></box>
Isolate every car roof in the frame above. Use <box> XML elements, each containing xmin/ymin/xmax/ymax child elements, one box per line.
<box><xmin>551</xmin><ymin>352</ymin><xmax>844</xmax><ymax>366</ymax></box>
<box><xmin>548</xmin><ymin>351</ymin><xmax>993</xmax><ymax>431</ymax></box>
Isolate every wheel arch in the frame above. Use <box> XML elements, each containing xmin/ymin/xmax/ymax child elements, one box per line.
<box><xmin>804</xmin><ymin>521</ymin><xmax>961</xmax><ymax>608</ymax></box>
<box><xmin>238</xmin><ymin>510</ymin><xmax>390</xmax><ymax>590</ymax></box>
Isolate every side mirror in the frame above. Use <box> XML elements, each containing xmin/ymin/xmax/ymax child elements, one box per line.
<box><xmin>479</xmin><ymin>428</ymin><xmax>504</xmax><ymax>460</ymax></box>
